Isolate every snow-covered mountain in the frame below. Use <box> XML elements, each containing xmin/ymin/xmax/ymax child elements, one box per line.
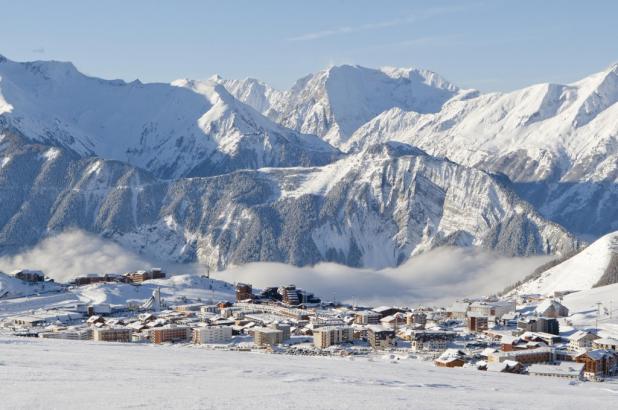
<box><xmin>0</xmin><ymin>55</ymin><xmax>340</xmax><ymax>179</ymax></box>
<box><xmin>0</xmin><ymin>131</ymin><xmax>578</xmax><ymax>270</ymax></box>
<box><xmin>512</xmin><ymin>231</ymin><xmax>618</xmax><ymax>295</ymax></box>
<box><xmin>343</xmin><ymin>63</ymin><xmax>618</xmax><ymax>237</ymax></box>
<box><xmin>215</xmin><ymin>65</ymin><xmax>466</xmax><ymax>148</ymax></box>
<box><xmin>4</xmin><ymin>54</ymin><xmax>618</xmax><ymax>272</ymax></box>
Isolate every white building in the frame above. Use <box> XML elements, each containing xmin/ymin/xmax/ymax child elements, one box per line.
<box><xmin>568</xmin><ymin>330</ymin><xmax>600</xmax><ymax>351</ymax></box>
<box><xmin>468</xmin><ymin>301</ymin><xmax>515</xmax><ymax>319</ymax></box>
<box><xmin>193</xmin><ymin>326</ymin><xmax>233</xmax><ymax>344</ymax></box>
<box><xmin>527</xmin><ymin>362</ymin><xmax>584</xmax><ymax>380</ymax></box>
<box><xmin>593</xmin><ymin>337</ymin><xmax>618</xmax><ymax>351</ymax></box>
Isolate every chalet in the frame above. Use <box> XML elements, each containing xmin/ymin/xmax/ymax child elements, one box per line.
<box><xmin>86</xmin><ymin>315</ymin><xmax>105</xmax><ymax>325</ymax></box>
<box><xmin>434</xmin><ymin>349</ymin><xmax>466</xmax><ymax>368</ymax></box>
<box><xmin>575</xmin><ymin>349</ymin><xmax>618</xmax><ymax>380</ymax></box>
<box><xmin>372</xmin><ymin>306</ymin><xmax>404</xmax><ymax>319</ymax></box>
<box><xmin>486</xmin><ymin>359</ymin><xmax>525</xmax><ymax>374</ymax></box>
<box><xmin>534</xmin><ymin>300</ymin><xmax>569</xmax><ymax>318</ymax></box>
<box><xmin>568</xmin><ymin>330</ymin><xmax>600</xmax><ymax>351</ymax></box>
<box><xmin>500</xmin><ymin>335</ymin><xmax>547</xmax><ymax>352</ymax></box>
<box><xmin>379</xmin><ymin>313</ymin><xmax>405</xmax><ymax>329</ymax></box>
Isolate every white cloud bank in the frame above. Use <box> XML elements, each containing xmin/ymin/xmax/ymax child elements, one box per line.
<box><xmin>0</xmin><ymin>230</ymin><xmax>550</xmax><ymax>306</ymax></box>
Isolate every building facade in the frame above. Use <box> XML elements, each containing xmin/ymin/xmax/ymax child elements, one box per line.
<box><xmin>313</xmin><ymin>326</ymin><xmax>354</xmax><ymax>348</ymax></box>
<box><xmin>93</xmin><ymin>327</ymin><xmax>132</xmax><ymax>342</ymax></box>
<box><xmin>193</xmin><ymin>326</ymin><xmax>233</xmax><ymax>344</ymax></box>
<box><xmin>150</xmin><ymin>326</ymin><xmax>192</xmax><ymax>344</ymax></box>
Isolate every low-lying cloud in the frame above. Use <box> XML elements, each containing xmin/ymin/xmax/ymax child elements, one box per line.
<box><xmin>0</xmin><ymin>230</ymin><xmax>551</xmax><ymax>305</ymax></box>
<box><xmin>217</xmin><ymin>248</ymin><xmax>550</xmax><ymax>306</ymax></box>
<box><xmin>0</xmin><ymin>231</ymin><xmax>158</xmax><ymax>283</ymax></box>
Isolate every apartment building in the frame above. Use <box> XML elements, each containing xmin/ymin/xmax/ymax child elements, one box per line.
<box><xmin>93</xmin><ymin>327</ymin><xmax>132</xmax><ymax>342</ymax></box>
<box><xmin>367</xmin><ymin>326</ymin><xmax>395</xmax><ymax>349</ymax></box>
<box><xmin>592</xmin><ymin>337</ymin><xmax>618</xmax><ymax>351</ymax></box>
<box><xmin>193</xmin><ymin>326</ymin><xmax>233</xmax><ymax>344</ymax></box>
<box><xmin>467</xmin><ymin>315</ymin><xmax>489</xmax><ymax>332</ymax></box>
<box><xmin>253</xmin><ymin>327</ymin><xmax>284</xmax><ymax>347</ymax></box>
<box><xmin>269</xmin><ymin>322</ymin><xmax>291</xmax><ymax>341</ymax></box>
<box><xmin>488</xmin><ymin>347</ymin><xmax>554</xmax><ymax>365</ymax></box>
<box><xmin>568</xmin><ymin>331</ymin><xmax>600</xmax><ymax>351</ymax></box>
<box><xmin>150</xmin><ymin>325</ymin><xmax>192</xmax><ymax>344</ymax></box>
<box><xmin>39</xmin><ymin>328</ymin><xmax>93</xmax><ymax>341</ymax></box>
<box><xmin>405</xmin><ymin>312</ymin><xmax>427</xmax><ymax>328</ymax></box>
<box><xmin>313</xmin><ymin>326</ymin><xmax>354</xmax><ymax>349</ymax></box>
<box><xmin>469</xmin><ymin>301</ymin><xmax>516</xmax><ymax>319</ymax></box>
<box><xmin>354</xmin><ymin>310</ymin><xmax>381</xmax><ymax>325</ymax></box>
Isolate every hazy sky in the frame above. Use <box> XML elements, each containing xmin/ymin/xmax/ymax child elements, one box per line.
<box><xmin>1</xmin><ymin>0</ymin><xmax>616</xmax><ymax>91</ymax></box>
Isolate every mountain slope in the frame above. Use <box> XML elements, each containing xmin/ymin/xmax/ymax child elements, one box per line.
<box><xmin>512</xmin><ymin>231</ymin><xmax>618</xmax><ymax>295</ymax></box>
<box><xmin>0</xmin><ymin>55</ymin><xmax>340</xmax><ymax>179</ymax></box>
<box><xmin>0</xmin><ymin>131</ymin><xmax>579</xmax><ymax>270</ymax></box>
<box><xmin>216</xmin><ymin>65</ymin><xmax>466</xmax><ymax>148</ymax></box>
<box><xmin>345</xmin><ymin>63</ymin><xmax>618</xmax><ymax>237</ymax></box>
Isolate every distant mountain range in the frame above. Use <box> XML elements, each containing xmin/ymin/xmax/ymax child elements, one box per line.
<box><xmin>3</xmin><ymin>54</ymin><xmax>617</xmax><ymax>272</ymax></box>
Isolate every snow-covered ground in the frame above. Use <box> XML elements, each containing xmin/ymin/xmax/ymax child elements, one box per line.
<box><xmin>562</xmin><ymin>283</ymin><xmax>618</xmax><ymax>338</ymax></box>
<box><xmin>515</xmin><ymin>232</ymin><xmax>618</xmax><ymax>295</ymax></box>
<box><xmin>1</xmin><ymin>336</ymin><xmax>617</xmax><ymax>410</ymax></box>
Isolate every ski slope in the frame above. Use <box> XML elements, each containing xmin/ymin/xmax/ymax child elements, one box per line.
<box><xmin>1</xmin><ymin>336</ymin><xmax>617</xmax><ymax>409</ymax></box>
<box><xmin>515</xmin><ymin>231</ymin><xmax>618</xmax><ymax>295</ymax></box>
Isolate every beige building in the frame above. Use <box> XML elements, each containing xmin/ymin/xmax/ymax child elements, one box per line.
<box><xmin>354</xmin><ymin>310</ymin><xmax>381</xmax><ymax>325</ymax></box>
<box><xmin>313</xmin><ymin>326</ymin><xmax>354</xmax><ymax>349</ymax></box>
<box><xmin>253</xmin><ymin>327</ymin><xmax>284</xmax><ymax>346</ymax></box>
<box><xmin>93</xmin><ymin>327</ymin><xmax>132</xmax><ymax>342</ymax></box>
<box><xmin>193</xmin><ymin>326</ymin><xmax>233</xmax><ymax>344</ymax></box>
<box><xmin>592</xmin><ymin>337</ymin><xmax>618</xmax><ymax>351</ymax></box>
<box><xmin>269</xmin><ymin>322</ymin><xmax>291</xmax><ymax>341</ymax></box>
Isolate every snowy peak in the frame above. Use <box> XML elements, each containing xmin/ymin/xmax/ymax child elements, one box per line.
<box><xmin>0</xmin><ymin>55</ymin><xmax>340</xmax><ymax>178</ymax></box>
<box><xmin>572</xmin><ymin>63</ymin><xmax>618</xmax><ymax>127</ymax></box>
<box><xmin>217</xmin><ymin>64</ymin><xmax>464</xmax><ymax>148</ymax></box>
<box><xmin>513</xmin><ymin>231</ymin><xmax>618</xmax><ymax>295</ymax></box>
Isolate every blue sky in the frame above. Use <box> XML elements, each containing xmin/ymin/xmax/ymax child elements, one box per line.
<box><xmin>1</xmin><ymin>0</ymin><xmax>616</xmax><ymax>91</ymax></box>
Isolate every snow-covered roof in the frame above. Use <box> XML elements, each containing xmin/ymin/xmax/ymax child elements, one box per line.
<box><xmin>372</xmin><ymin>306</ymin><xmax>395</xmax><ymax>313</ymax></box>
<box><xmin>528</xmin><ymin>362</ymin><xmax>584</xmax><ymax>377</ymax></box>
<box><xmin>594</xmin><ymin>337</ymin><xmax>618</xmax><ymax>346</ymax></box>
<box><xmin>568</xmin><ymin>330</ymin><xmax>598</xmax><ymax>341</ymax></box>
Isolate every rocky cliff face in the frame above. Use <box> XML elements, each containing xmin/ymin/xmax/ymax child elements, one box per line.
<box><xmin>0</xmin><ymin>130</ymin><xmax>579</xmax><ymax>270</ymax></box>
<box><xmin>342</xmin><ymin>64</ymin><xmax>618</xmax><ymax>237</ymax></box>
